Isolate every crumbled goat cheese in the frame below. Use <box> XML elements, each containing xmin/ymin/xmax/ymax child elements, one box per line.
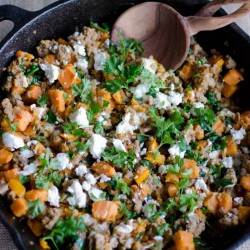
<box><xmin>94</xmin><ymin>52</ymin><xmax>106</xmax><ymax>71</ymax></box>
<box><xmin>2</xmin><ymin>132</ymin><xmax>25</xmax><ymax>151</ymax></box>
<box><xmin>75</xmin><ymin>58</ymin><xmax>88</xmax><ymax>71</ymax></box>
<box><xmin>195</xmin><ymin>179</ymin><xmax>209</xmax><ymax>192</ymax></box>
<box><xmin>112</xmin><ymin>138</ymin><xmax>126</xmax><ymax>152</ymax></box>
<box><xmin>20</xmin><ymin>149</ymin><xmax>34</xmax><ymax>159</ymax></box>
<box><xmin>168</xmin><ymin>91</ymin><xmax>183</xmax><ymax>106</ymax></box>
<box><xmin>142</xmin><ymin>58</ymin><xmax>157</xmax><ymax>74</ymax></box>
<box><xmin>233</xmin><ymin>197</ymin><xmax>243</xmax><ymax>205</ymax></box>
<box><xmin>89</xmin><ymin>134</ymin><xmax>107</xmax><ymax>159</ymax></box>
<box><xmin>218</xmin><ymin>108</ymin><xmax>236</xmax><ymax>119</ymax></box>
<box><xmin>222</xmin><ymin>157</ymin><xmax>233</xmax><ymax>168</ymax></box>
<box><xmin>228</xmin><ymin>125</ymin><xmax>246</xmax><ymax>144</ymax></box>
<box><xmin>31</xmin><ymin>106</ymin><xmax>48</xmax><ymax>119</ymax></box>
<box><xmin>116</xmin><ymin>113</ymin><xmax>137</xmax><ymax>134</ymax></box>
<box><xmin>20</xmin><ymin>160</ymin><xmax>39</xmax><ymax>176</ymax></box>
<box><xmin>85</xmin><ymin>173</ymin><xmax>97</xmax><ymax>185</ymax></box>
<box><xmin>132</xmin><ymin>112</ymin><xmax>148</xmax><ymax>127</ymax></box>
<box><xmin>154</xmin><ymin>92</ymin><xmax>171</xmax><ymax>109</ymax></box>
<box><xmin>154</xmin><ymin>236</ymin><xmax>163</xmax><ymax>241</ymax></box>
<box><xmin>99</xmin><ymin>174</ymin><xmax>111</xmax><ymax>183</ymax></box>
<box><xmin>56</xmin><ymin>153</ymin><xmax>71</xmax><ymax>170</ymax></box>
<box><xmin>88</xmin><ymin>187</ymin><xmax>104</xmax><ymax>201</ymax></box>
<box><xmin>209</xmin><ymin>150</ymin><xmax>220</xmax><ymax>159</ymax></box>
<box><xmin>73</xmin><ymin>43</ymin><xmax>86</xmax><ymax>56</ymax></box>
<box><xmin>82</xmin><ymin>181</ymin><xmax>91</xmax><ymax>191</ymax></box>
<box><xmin>193</xmin><ymin>102</ymin><xmax>205</xmax><ymax>108</ymax></box>
<box><xmin>242</xmin><ymin>147</ymin><xmax>250</xmax><ymax>154</ymax></box>
<box><xmin>168</xmin><ymin>144</ymin><xmax>185</xmax><ymax>158</ymax></box>
<box><xmin>69</xmin><ymin>107</ymin><xmax>89</xmax><ymax>127</ymax></box>
<box><xmin>114</xmin><ymin>224</ymin><xmax>133</xmax><ymax>234</ymax></box>
<box><xmin>185</xmin><ymin>188</ymin><xmax>193</xmax><ymax>195</ymax></box>
<box><xmin>67</xmin><ymin>180</ymin><xmax>87</xmax><ymax>208</ymax></box>
<box><xmin>158</xmin><ymin>165</ymin><xmax>167</xmax><ymax>174</ymax></box>
<box><xmin>48</xmin><ymin>185</ymin><xmax>60</xmax><ymax>207</ymax></box>
<box><xmin>131</xmin><ymin>83</ymin><xmax>151</xmax><ymax>99</ymax></box>
<box><xmin>97</xmin><ymin>112</ymin><xmax>109</xmax><ymax>125</ymax></box>
<box><xmin>82</xmin><ymin>214</ymin><xmax>95</xmax><ymax>226</ymax></box>
<box><xmin>27</xmin><ymin>140</ymin><xmax>38</xmax><ymax>147</ymax></box>
<box><xmin>75</xmin><ymin>164</ymin><xmax>88</xmax><ymax>177</ymax></box>
<box><xmin>40</xmin><ymin>64</ymin><xmax>60</xmax><ymax>83</ymax></box>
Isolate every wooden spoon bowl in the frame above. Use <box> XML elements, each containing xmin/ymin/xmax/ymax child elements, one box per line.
<box><xmin>112</xmin><ymin>0</ymin><xmax>250</xmax><ymax>70</ymax></box>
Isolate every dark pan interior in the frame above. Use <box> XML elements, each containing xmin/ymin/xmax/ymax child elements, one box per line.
<box><xmin>0</xmin><ymin>0</ymin><xmax>249</xmax><ymax>249</ymax></box>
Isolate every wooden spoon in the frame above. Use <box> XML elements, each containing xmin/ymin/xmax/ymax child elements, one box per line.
<box><xmin>111</xmin><ymin>0</ymin><xmax>250</xmax><ymax>70</ymax></box>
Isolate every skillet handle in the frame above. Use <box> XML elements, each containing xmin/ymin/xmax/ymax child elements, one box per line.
<box><xmin>0</xmin><ymin>5</ymin><xmax>34</xmax><ymax>40</ymax></box>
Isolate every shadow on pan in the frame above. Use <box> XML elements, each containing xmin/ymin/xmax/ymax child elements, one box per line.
<box><xmin>0</xmin><ymin>0</ymin><xmax>249</xmax><ymax>249</ymax></box>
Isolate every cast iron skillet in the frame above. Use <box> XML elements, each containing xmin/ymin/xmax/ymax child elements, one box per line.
<box><xmin>0</xmin><ymin>0</ymin><xmax>249</xmax><ymax>249</ymax></box>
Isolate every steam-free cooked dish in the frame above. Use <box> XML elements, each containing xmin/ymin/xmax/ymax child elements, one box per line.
<box><xmin>0</xmin><ymin>23</ymin><xmax>249</xmax><ymax>250</ymax></box>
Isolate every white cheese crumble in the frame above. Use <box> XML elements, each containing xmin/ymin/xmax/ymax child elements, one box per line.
<box><xmin>75</xmin><ymin>164</ymin><xmax>88</xmax><ymax>177</ymax></box>
<box><xmin>67</xmin><ymin>180</ymin><xmax>87</xmax><ymax>208</ymax></box>
<box><xmin>209</xmin><ymin>150</ymin><xmax>220</xmax><ymax>159</ymax></box>
<box><xmin>116</xmin><ymin>113</ymin><xmax>137</xmax><ymax>134</ymax></box>
<box><xmin>192</xmin><ymin>102</ymin><xmax>205</xmax><ymax>108</ymax></box>
<box><xmin>94</xmin><ymin>52</ymin><xmax>106</xmax><ymax>71</ymax></box>
<box><xmin>195</xmin><ymin>178</ymin><xmax>209</xmax><ymax>192</ymax></box>
<box><xmin>242</xmin><ymin>147</ymin><xmax>250</xmax><ymax>154</ymax></box>
<box><xmin>85</xmin><ymin>173</ymin><xmax>97</xmax><ymax>185</ymax></box>
<box><xmin>73</xmin><ymin>43</ymin><xmax>86</xmax><ymax>56</ymax></box>
<box><xmin>27</xmin><ymin>140</ymin><xmax>38</xmax><ymax>147</ymax></box>
<box><xmin>233</xmin><ymin>197</ymin><xmax>243</xmax><ymax>205</ymax></box>
<box><xmin>48</xmin><ymin>185</ymin><xmax>60</xmax><ymax>207</ymax></box>
<box><xmin>168</xmin><ymin>144</ymin><xmax>185</xmax><ymax>158</ymax></box>
<box><xmin>228</xmin><ymin>125</ymin><xmax>246</xmax><ymax>144</ymax></box>
<box><xmin>69</xmin><ymin>107</ymin><xmax>89</xmax><ymax>128</ymax></box>
<box><xmin>82</xmin><ymin>181</ymin><xmax>91</xmax><ymax>191</ymax></box>
<box><xmin>31</xmin><ymin>105</ymin><xmax>48</xmax><ymax>119</ymax></box>
<box><xmin>2</xmin><ymin>132</ymin><xmax>25</xmax><ymax>151</ymax></box>
<box><xmin>20</xmin><ymin>149</ymin><xmax>34</xmax><ymax>159</ymax></box>
<box><xmin>112</xmin><ymin>138</ymin><xmax>126</xmax><ymax>152</ymax></box>
<box><xmin>88</xmin><ymin>187</ymin><xmax>105</xmax><ymax>201</ymax></box>
<box><xmin>40</xmin><ymin>64</ymin><xmax>60</xmax><ymax>83</ymax></box>
<box><xmin>185</xmin><ymin>188</ymin><xmax>193</xmax><ymax>195</ymax></box>
<box><xmin>154</xmin><ymin>91</ymin><xmax>183</xmax><ymax>109</ymax></box>
<box><xmin>89</xmin><ymin>134</ymin><xmax>107</xmax><ymax>159</ymax></box>
<box><xmin>75</xmin><ymin>58</ymin><xmax>88</xmax><ymax>71</ymax></box>
<box><xmin>222</xmin><ymin>157</ymin><xmax>233</xmax><ymax>169</ymax></box>
<box><xmin>99</xmin><ymin>174</ymin><xmax>111</xmax><ymax>183</ymax></box>
<box><xmin>20</xmin><ymin>160</ymin><xmax>39</xmax><ymax>176</ymax></box>
<box><xmin>56</xmin><ymin>153</ymin><xmax>71</xmax><ymax>170</ymax></box>
<box><xmin>131</xmin><ymin>83</ymin><xmax>151</xmax><ymax>99</ymax></box>
<box><xmin>158</xmin><ymin>165</ymin><xmax>167</xmax><ymax>174</ymax></box>
<box><xmin>142</xmin><ymin>58</ymin><xmax>157</xmax><ymax>74</ymax></box>
<box><xmin>82</xmin><ymin>214</ymin><xmax>95</xmax><ymax>226</ymax></box>
<box><xmin>114</xmin><ymin>224</ymin><xmax>133</xmax><ymax>234</ymax></box>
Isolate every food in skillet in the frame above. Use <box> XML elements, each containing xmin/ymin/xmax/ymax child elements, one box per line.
<box><xmin>0</xmin><ymin>23</ymin><xmax>249</xmax><ymax>250</ymax></box>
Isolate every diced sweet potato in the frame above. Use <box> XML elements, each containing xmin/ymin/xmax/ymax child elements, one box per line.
<box><xmin>64</xmin><ymin>89</ymin><xmax>74</xmax><ymax>105</ymax></box>
<box><xmin>23</xmin><ymin>125</ymin><xmax>36</xmax><ymax>136</ymax></box>
<box><xmin>173</xmin><ymin>230</ymin><xmax>195</xmax><ymax>250</ymax></box>
<box><xmin>10</xmin><ymin>198</ymin><xmax>28</xmax><ymax>217</ymax></box>
<box><xmin>196</xmin><ymin>140</ymin><xmax>207</xmax><ymax>152</ymax></box>
<box><xmin>100</xmin><ymin>33</ymin><xmax>110</xmax><ymax>42</ymax></box>
<box><xmin>16</xmin><ymin>51</ymin><xmax>34</xmax><ymax>60</ymax></box>
<box><xmin>97</xmin><ymin>88</ymin><xmax>112</xmax><ymax>101</ymax></box>
<box><xmin>179</xmin><ymin>62</ymin><xmax>193</xmax><ymax>81</ymax></box>
<box><xmin>34</xmin><ymin>142</ymin><xmax>46</xmax><ymax>155</ymax></box>
<box><xmin>44</xmin><ymin>54</ymin><xmax>56</xmax><ymax>64</ymax></box>
<box><xmin>195</xmin><ymin>208</ymin><xmax>206</xmax><ymax>220</ymax></box>
<box><xmin>194</xmin><ymin>125</ymin><xmax>204</xmax><ymax>140</ymax></box>
<box><xmin>92</xmin><ymin>162</ymin><xmax>116</xmax><ymax>177</ymax></box>
<box><xmin>222</xmin><ymin>84</ymin><xmax>239</xmax><ymax>98</ymax></box>
<box><xmin>58</xmin><ymin>63</ymin><xmax>81</xmax><ymax>90</ymax></box>
<box><xmin>209</xmin><ymin>55</ymin><xmax>224</xmax><ymax>74</ymax></box>
<box><xmin>25</xmin><ymin>189</ymin><xmax>48</xmax><ymax>202</ymax></box>
<box><xmin>24</xmin><ymin>85</ymin><xmax>43</xmax><ymax>104</ymax></box>
<box><xmin>27</xmin><ymin>219</ymin><xmax>43</xmax><ymax>237</ymax></box>
<box><xmin>182</xmin><ymin>159</ymin><xmax>200</xmax><ymax>179</ymax></box>
<box><xmin>241</xmin><ymin>175</ymin><xmax>250</xmax><ymax>191</ymax></box>
<box><xmin>212</xmin><ymin>119</ymin><xmax>225</xmax><ymax>136</ymax></box>
<box><xmin>48</xmin><ymin>89</ymin><xmax>65</xmax><ymax>113</ymax></box>
<box><xmin>135</xmin><ymin>167</ymin><xmax>150</xmax><ymax>185</ymax></box>
<box><xmin>0</xmin><ymin>149</ymin><xmax>13</xmax><ymax>165</ymax></box>
<box><xmin>112</xmin><ymin>90</ymin><xmax>126</xmax><ymax>104</ymax></box>
<box><xmin>92</xmin><ymin>200</ymin><xmax>119</xmax><ymax>222</ymax></box>
<box><xmin>13</xmin><ymin>109</ymin><xmax>33</xmax><ymax>132</ymax></box>
<box><xmin>59</xmin><ymin>133</ymin><xmax>77</xmax><ymax>141</ymax></box>
<box><xmin>240</xmin><ymin>111</ymin><xmax>250</xmax><ymax>130</ymax></box>
<box><xmin>225</xmin><ymin>135</ymin><xmax>238</xmax><ymax>156</ymax></box>
<box><xmin>165</xmin><ymin>173</ymin><xmax>179</xmax><ymax>183</ymax></box>
<box><xmin>147</xmin><ymin>137</ymin><xmax>159</xmax><ymax>151</ymax></box>
<box><xmin>1</xmin><ymin>168</ymin><xmax>20</xmax><ymax>182</ymax></box>
<box><xmin>145</xmin><ymin>152</ymin><xmax>165</xmax><ymax>165</ymax></box>
<box><xmin>238</xmin><ymin>206</ymin><xmax>250</xmax><ymax>222</ymax></box>
<box><xmin>217</xmin><ymin>193</ymin><xmax>232</xmax><ymax>215</ymax></box>
<box><xmin>39</xmin><ymin>239</ymin><xmax>51</xmax><ymax>249</ymax></box>
<box><xmin>223</xmin><ymin>68</ymin><xmax>244</xmax><ymax>86</ymax></box>
<box><xmin>203</xmin><ymin>192</ymin><xmax>219</xmax><ymax>215</ymax></box>
<box><xmin>57</xmin><ymin>37</ymin><xmax>68</xmax><ymax>45</ymax></box>
<box><xmin>167</xmin><ymin>183</ymin><xmax>178</xmax><ymax>197</ymax></box>
<box><xmin>8</xmin><ymin>179</ymin><xmax>26</xmax><ymax>198</ymax></box>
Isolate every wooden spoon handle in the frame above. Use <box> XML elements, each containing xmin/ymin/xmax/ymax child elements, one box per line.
<box><xmin>186</xmin><ymin>1</ymin><xmax>250</xmax><ymax>36</ymax></box>
<box><xmin>196</xmin><ymin>0</ymin><xmax>249</xmax><ymax>17</ymax></box>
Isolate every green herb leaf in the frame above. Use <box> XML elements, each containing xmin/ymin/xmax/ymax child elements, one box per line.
<box><xmin>72</xmin><ymin>78</ymin><xmax>93</xmax><ymax>103</ymax></box>
<box><xmin>217</xmin><ymin>178</ymin><xmax>233</xmax><ymax>188</ymax></box>
<box><xmin>28</xmin><ymin>199</ymin><xmax>45</xmax><ymax>218</ymax></box>
<box><xmin>120</xmin><ymin>203</ymin><xmax>137</xmax><ymax>219</ymax></box>
<box><xmin>90</xmin><ymin>22</ymin><xmax>109</xmax><ymax>32</ymax></box>
<box><xmin>44</xmin><ymin>110</ymin><xmax>57</xmax><ymax>124</ymax></box>
<box><xmin>179</xmin><ymin>193</ymin><xmax>199</xmax><ymax>212</ymax></box>
<box><xmin>2</xmin><ymin>115</ymin><xmax>18</xmax><ymax>132</ymax></box>
<box><xmin>62</xmin><ymin>121</ymin><xmax>87</xmax><ymax>137</ymax></box>
<box><xmin>19</xmin><ymin>174</ymin><xmax>30</xmax><ymax>184</ymax></box>
<box><xmin>110</xmin><ymin>174</ymin><xmax>131</xmax><ymax>195</ymax></box>
<box><xmin>155</xmin><ymin>223</ymin><xmax>169</xmax><ymax>236</ymax></box>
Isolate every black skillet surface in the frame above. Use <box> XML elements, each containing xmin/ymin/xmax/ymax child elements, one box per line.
<box><xmin>0</xmin><ymin>0</ymin><xmax>249</xmax><ymax>249</ymax></box>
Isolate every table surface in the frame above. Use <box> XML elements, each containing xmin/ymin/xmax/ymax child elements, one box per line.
<box><xmin>0</xmin><ymin>0</ymin><xmax>249</xmax><ymax>249</ymax></box>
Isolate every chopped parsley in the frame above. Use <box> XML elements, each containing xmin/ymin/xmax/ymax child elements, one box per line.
<box><xmin>110</xmin><ymin>174</ymin><xmax>131</xmax><ymax>195</ymax></box>
<box><xmin>120</xmin><ymin>203</ymin><xmax>137</xmax><ymax>219</ymax></box>
<box><xmin>2</xmin><ymin>115</ymin><xmax>18</xmax><ymax>132</ymax></box>
<box><xmin>44</xmin><ymin>110</ymin><xmax>58</xmax><ymax>124</ymax></box>
<box><xmin>28</xmin><ymin>199</ymin><xmax>45</xmax><ymax>218</ymax></box>
<box><xmin>37</xmin><ymin>93</ymin><xmax>48</xmax><ymax>107</ymax></box>
<box><xmin>62</xmin><ymin>121</ymin><xmax>87</xmax><ymax>137</ymax></box>
<box><xmin>72</xmin><ymin>78</ymin><xmax>93</xmax><ymax>102</ymax></box>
